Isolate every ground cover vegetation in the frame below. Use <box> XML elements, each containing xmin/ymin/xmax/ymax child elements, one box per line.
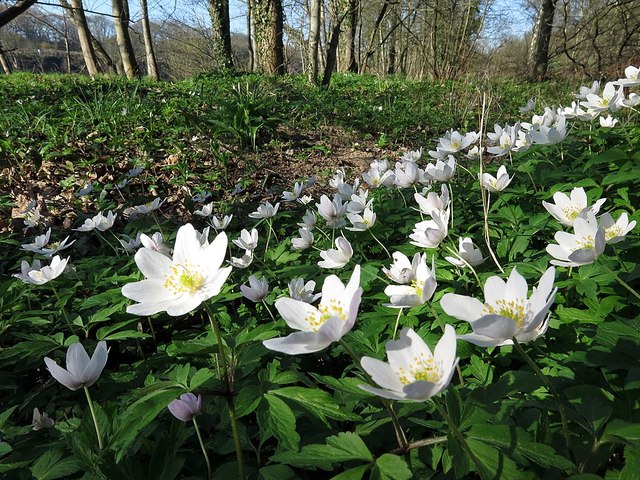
<box><xmin>0</xmin><ymin>69</ymin><xmax>639</xmax><ymax>479</ymax></box>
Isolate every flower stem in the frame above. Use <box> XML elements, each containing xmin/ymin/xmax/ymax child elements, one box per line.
<box><xmin>95</xmin><ymin>231</ymin><xmax>119</xmax><ymax>257</ymax></box>
<box><xmin>602</xmin><ymin>264</ymin><xmax>640</xmax><ymax>302</ymax></box>
<box><xmin>512</xmin><ymin>338</ymin><xmax>576</xmax><ymax>467</ymax></box>
<box><xmin>262</xmin><ymin>300</ymin><xmax>277</xmax><ymax>323</ymax></box>
<box><xmin>392</xmin><ymin>308</ymin><xmax>404</xmax><ymax>339</ymax></box>
<box><xmin>83</xmin><ymin>387</ymin><xmax>104</xmax><ymax>450</ymax></box>
<box><xmin>338</xmin><ymin>339</ymin><xmax>408</xmax><ymax>451</ymax></box>
<box><xmin>51</xmin><ymin>286</ymin><xmax>78</xmax><ymax>337</ymax></box>
<box><xmin>193</xmin><ymin>417</ymin><xmax>212</xmax><ymax>479</ymax></box>
<box><xmin>433</xmin><ymin>398</ymin><xmax>488</xmax><ymax>480</ymax></box>
<box><xmin>204</xmin><ymin>303</ymin><xmax>230</xmax><ymax>393</ymax></box>
<box><xmin>228</xmin><ymin>403</ymin><xmax>246</xmax><ymax>480</ymax></box>
<box><xmin>369</xmin><ymin>230</ymin><xmax>391</xmax><ymax>258</ymax></box>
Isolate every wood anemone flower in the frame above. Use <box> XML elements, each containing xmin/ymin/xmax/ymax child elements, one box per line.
<box><xmin>44</xmin><ymin>341</ymin><xmax>108</xmax><ymax>391</ymax></box>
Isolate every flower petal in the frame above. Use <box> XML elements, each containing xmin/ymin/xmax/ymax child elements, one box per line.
<box><xmin>263</xmin><ymin>331</ymin><xmax>331</xmax><ymax>355</ymax></box>
<box><xmin>360</xmin><ymin>357</ymin><xmax>404</xmax><ymax>392</ymax></box>
<box><xmin>440</xmin><ymin>293</ymin><xmax>484</xmax><ymax>322</ymax></box>
<box><xmin>135</xmin><ymin>248</ymin><xmax>171</xmax><ymax>280</ymax></box>
<box><xmin>275</xmin><ymin>297</ymin><xmax>317</xmax><ymax>331</ymax></box>
<box><xmin>66</xmin><ymin>343</ymin><xmax>90</xmax><ymax>377</ymax></box>
<box><xmin>44</xmin><ymin>357</ymin><xmax>81</xmax><ymax>391</ymax></box>
<box><xmin>79</xmin><ymin>341</ymin><xmax>108</xmax><ymax>387</ymax></box>
<box><xmin>471</xmin><ymin>314</ymin><xmax>518</xmax><ymax>339</ymax></box>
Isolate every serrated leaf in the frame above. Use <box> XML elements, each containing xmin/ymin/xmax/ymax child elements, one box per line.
<box><xmin>371</xmin><ymin>454</ymin><xmax>412</xmax><ymax>480</ymax></box>
<box><xmin>331</xmin><ymin>465</ymin><xmax>370</xmax><ymax>480</ymax></box>
<box><xmin>259</xmin><ymin>464</ymin><xmax>297</xmax><ymax>480</ymax></box>
<box><xmin>602</xmin><ymin>419</ymin><xmax>640</xmax><ymax>446</ymax></box>
<box><xmin>31</xmin><ymin>449</ymin><xmax>82</xmax><ymax>480</ymax></box>
<box><xmin>264</xmin><ymin>393</ymin><xmax>300</xmax><ymax>451</ymax></box>
<box><xmin>270</xmin><ymin>386</ymin><xmax>361</xmax><ymax>426</ymax></box>
<box><xmin>235</xmin><ymin>385</ymin><xmax>262</xmax><ymax>418</ymax></box>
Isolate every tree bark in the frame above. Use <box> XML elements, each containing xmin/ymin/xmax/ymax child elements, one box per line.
<box><xmin>68</xmin><ymin>0</ymin><xmax>100</xmax><ymax>76</ymax></box>
<box><xmin>252</xmin><ymin>0</ymin><xmax>285</xmax><ymax>74</ymax></box>
<box><xmin>345</xmin><ymin>0</ymin><xmax>358</xmax><ymax>72</ymax></box>
<box><xmin>0</xmin><ymin>0</ymin><xmax>37</xmax><ymax>28</ymax></box>
<box><xmin>111</xmin><ymin>0</ymin><xmax>140</xmax><ymax>78</ymax></box>
<box><xmin>0</xmin><ymin>41</ymin><xmax>12</xmax><ymax>74</ymax></box>
<box><xmin>308</xmin><ymin>0</ymin><xmax>321</xmax><ymax>83</ymax></box>
<box><xmin>207</xmin><ymin>0</ymin><xmax>234</xmax><ymax>69</ymax></box>
<box><xmin>528</xmin><ymin>0</ymin><xmax>558</xmax><ymax>81</ymax></box>
<box><xmin>140</xmin><ymin>0</ymin><xmax>159</xmax><ymax>79</ymax></box>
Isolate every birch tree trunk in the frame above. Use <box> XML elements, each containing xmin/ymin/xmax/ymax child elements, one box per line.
<box><xmin>528</xmin><ymin>0</ymin><xmax>558</xmax><ymax>81</ymax></box>
<box><xmin>140</xmin><ymin>0</ymin><xmax>159</xmax><ymax>79</ymax></box>
<box><xmin>111</xmin><ymin>0</ymin><xmax>140</xmax><ymax>78</ymax></box>
<box><xmin>308</xmin><ymin>0</ymin><xmax>322</xmax><ymax>83</ymax></box>
<box><xmin>68</xmin><ymin>0</ymin><xmax>99</xmax><ymax>76</ymax></box>
<box><xmin>0</xmin><ymin>42</ymin><xmax>12</xmax><ymax>74</ymax></box>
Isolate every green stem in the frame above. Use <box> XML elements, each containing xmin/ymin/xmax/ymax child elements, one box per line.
<box><xmin>392</xmin><ymin>308</ymin><xmax>404</xmax><ymax>339</ymax></box>
<box><xmin>370</xmin><ymin>230</ymin><xmax>391</xmax><ymax>258</ymax></box>
<box><xmin>338</xmin><ymin>339</ymin><xmax>409</xmax><ymax>451</ymax></box>
<box><xmin>83</xmin><ymin>387</ymin><xmax>104</xmax><ymax>450</ymax></box>
<box><xmin>228</xmin><ymin>403</ymin><xmax>246</xmax><ymax>480</ymax></box>
<box><xmin>51</xmin><ymin>286</ymin><xmax>78</xmax><ymax>337</ymax></box>
<box><xmin>262</xmin><ymin>300</ymin><xmax>277</xmax><ymax>323</ymax></box>
<box><xmin>512</xmin><ymin>338</ymin><xmax>576</xmax><ymax>467</ymax></box>
<box><xmin>602</xmin><ymin>264</ymin><xmax>640</xmax><ymax>302</ymax></box>
<box><xmin>95</xmin><ymin>230</ymin><xmax>119</xmax><ymax>257</ymax></box>
<box><xmin>193</xmin><ymin>417</ymin><xmax>212</xmax><ymax>479</ymax></box>
<box><xmin>433</xmin><ymin>398</ymin><xmax>488</xmax><ymax>480</ymax></box>
<box><xmin>204</xmin><ymin>303</ymin><xmax>230</xmax><ymax>392</ymax></box>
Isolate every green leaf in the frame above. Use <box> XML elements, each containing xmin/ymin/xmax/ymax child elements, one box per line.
<box><xmin>31</xmin><ymin>449</ymin><xmax>81</xmax><ymax>480</ymax></box>
<box><xmin>466</xmin><ymin>438</ymin><xmax>522</xmax><ymax>479</ymax></box>
<box><xmin>326</xmin><ymin>432</ymin><xmax>373</xmax><ymax>462</ymax></box>
<box><xmin>371</xmin><ymin>454</ymin><xmax>412</xmax><ymax>480</ymax></box>
<box><xmin>331</xmin><ymin>465</ymin><xmax>370</xmax><ymax>480</ymax></box>
<box><xmin>601</xmin><ymin>419</ymin><xmax>640</xmax><ymax>447</ymax></box>
<box><xmin>269</xmin><ymin>386</ymin><xmax>361</xmax><ymax>426</ymax></box>
<box><xmin>189</xmin><ymin>368</ymin><xmax>215</xmax><ymax>390</ymax></box>
<box><xmin>264</xmin><ymin>393</ymin><xmax>300</xmax><ymax>452</ymax></box>
<box><xmin>235</xmin><ymin>385</ymin><xmax>263</xmax><ymax>418</ymax></box>
<box><xmin>259</xmin><ymin>464</ymin><xmax>297</xmax><ymax>480</ymax></box>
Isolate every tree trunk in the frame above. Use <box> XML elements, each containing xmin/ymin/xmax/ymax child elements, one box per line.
<box><xmin>68</xmin><ymin>0</ymin><xmax>99</xmax><ymax>76</ymax></box>
<box><xmin>345</xmin><ymin>0</ymin><xmax>358</xmax><ymax>72</ymax></box>
<box><xmin>0</xmin><ymin>42</ymin><xmax>12</xmax><ymax>74</ymax></box>
<box><xmin>528</xmin><ymin>0</ymin><xmax>558</xmax><ymax>81</ymax></box>
<box><xmin>0</xmin><ymin>0</ymin><xmax>37</xmax><ymax>28</ymax></box>
<box><xmin>308</xmin><ymin>0</ymin><xmax>321</xmax><ymax>83</ymax></box>
<box><xmin>252</xmin><ymin>0</ymin><xmax>285</xmax><ymax>74</ymax></box>
<box><xmin>247</xmin><ymin>0</ymin><xmax>257</xmax><ymax>71</ymax></box>
<box><xmin>359</xmin><ymin>0</ymin><xmax>390</xmax><ymax>74</ymax></box>
<box><xmin>140</xmin><ymin>0</ymin><xmax>159</xmax><ymax>79</ymax></box>
<box><xmin>207</xmin><ymin>0</ymin><xmax>234</xmax><ymax>69</ymax></box>
<box><xmin>111</xmin><ymin>0</ymin><xmax>140</xmax><ymax>78</ymax></box>
<box><xmin>63</xmin><ymin>12</ymin><xmax>72</xmax><ymax>73</ymax></box>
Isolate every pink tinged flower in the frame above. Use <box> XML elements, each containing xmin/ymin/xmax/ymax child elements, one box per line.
<box><xmin>409</xmin><ymin>210</ymin><xmax>449</xmax><ymax>249</ymax></box>
<box><xmin>441</xmin><ymin>267</ymin><xmax>557</xmax><ymax>347</ymax></box>
<box><xmin>599</xmin><ymin>212</ymin><xmax>636</xmax><ymax>244</ymax></box>
<box><xmin>121</xmin><ymin>224</ymin><xmax>232</xmax><ymax>316</ymax></box>
<box><xmin>32</xmin><ymin>407</ymin><xmax>55</xmax><ymax>431</ymax></box>
<box><xmin>479</xmin><ymin>165</ymin><xmax>513</xmax><ymax>192</ymax></box>
<box><xmin>384</xmin><ymin>255</ymin><xmax>436</xmax><ymax>308</ymax></box>
<box><xmin>13</xmin><ymin>255</ymin><xmax>69</xmax><ymax>285</ymax></box>
<box><xmin>44</xmin><ymin>341</ymin><xmax>109</xmax><ymax>391</ymax></box>
<box><xmin>233</xmin><ymin>228</ymin><xmax>259</xmax><ymax>251</ymax></box>
<box><xmin>249</xmin><ymin>201</ymin><xmax>279</xmax><ymax>219</ymax></box>
<box><xmin>291</xmin><ymin>227</ymin><xmax>314</xmax><ymax>251</ymax></box>
<box><xmin>318</xmin><ymin>236</ymin><xmax>353</xmax><ymax>269</ymax></box>
<box><xmin>241</xmin><ymin>275</ymin><xmax>269</xmax><ymax>302</ymax></box>
<box><xmin>383</xmin><ymin>251</ymin><xmax>421</xmax><ymax>284</ymax></box>
<box><xmin>414</xmin><ymin>184</ymin><xmax>450</xmax><ymax>216</ymax></box>
<box><xmin>546</xmin><ymin>213</ymin><xmax>606</xmax><ymax>267</ymax></box>
<box><xmin>359</xmin><ymin>326</ymin><xmax>458</xmax><ymax>401</ymax></box>
<box><xmin>262</xmin><ymin>265</ymin><xmax>362</xmax><ymax>355</ymax></box>
<box><xmin>288</xmin><ymin>278</ymin><xmax>321</xmax><ymax>304</ymax></box>
<box><xmin>445</xmin><ymin>237</ymin><xmax>486</xmax><ymax>268</ymax></box>
<box><xmin>542</xmin><ymin>187</ymin><xmax>606</xmax><ymax>227</ymax></box>
<box><xmin>168</xmin><ymin>393</ymin><xmax>202</xmax><ymax>422</ymax></box>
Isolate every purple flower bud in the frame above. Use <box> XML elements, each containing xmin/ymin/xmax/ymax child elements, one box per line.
<box><xmin>168</xmin><ymin>393</ymin><xmax>202</xmax><ymax>422</ymax></box>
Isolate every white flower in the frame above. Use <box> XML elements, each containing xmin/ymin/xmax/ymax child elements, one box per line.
<box><xmin>519</xmin><ymin>99</ymin><xmax>536</xmax><ymax>113</ymax></box>
<box><xmin>359</xmin><ymin>326</ymin><xmax>458</xmax><ymax>401</ymax></box>
<box><xmin>400</xmin><ymin>149</ymin><xmax>423</xmax><ymax>163</ymax></box>
<box><xmin>465</xmin><ymin>145</ymin><xmax>483</xmax><ymax>160</ymax></box>
<box><xmin>318</xmin><ymin>236</ymin><xmax>353</xmax><ymax>269</ymax></box>
<box><xmin>316</xmin><ymin>194</ymin><xmax>347</xmax><ymax>228</ymax></box>
<box><xmin>298</xmin><ymin>194</ymin><xmax>313</xmax><ymax>205</ymax></box>
<box><xmin>76</xmin><ymin>182</ymin><xmax>93</xmax><ymax>197</ymax></box>
<box><xmin>614</xmin><ymin>65</ymin><xmax>640</xmax><ymax>88</ymax></box>
<box><xmin>330</xmin><ymin>169</ymin><xmax>346</xmax><ymax>189</ymax></box>
<box><xmin>383</xmin><ymin>252</ymin><xmax>421</xmax><ymax>284</ymax></box>
<box><xmin>119</xmin><ymin>233</ymin><xmax>142</xmax><ymax>252</ymax></box>
<box><xmin>32</xmin><ymin>408</ymin><xmax>55</xmax><ymax>431</ymax></box>
<box><xmin>622</xmin><ymin>93</ymin><xmax>640</xmax><ymax>108</ymax></box>
<box><xmin>288</xmin><ymin>278</ymin><xmax>321</xmax><ymax>304</ymax></box>
<box><xmin>347</xmin><ymin>190</ymin><xmax>372</xmax><ymax>214</ymax></box>
<box><xmin>362</xmin><ymin>167</ymin><xmax>395</xmax><ymax>188</ymax></box>
<box><xmin>291</xmin><ymin>227</ymin><xmax>314</xmax><ymax>251</ymax></box>
<box><xmin>479</xmin><ymin>165</ymin><xmax>513</xmax><ymax>192</ymax></box>
<box><xmin>598</xmin><ymin>212</ymin><xmax>636</xmax><ymax>244</ymax></box>
<box><xmin>44</xmin><ymin>341</ymin><xmax>108</xmax><ymax>391</ymax></box>
<box><xmin>126</xmin><ymin>165</ymin><xmax>144</xmax><ymax>178</ymax></box>
<box><xmin>337</xmin><ymin>178</ymin><xmax>360</xmax><ymax>201</ymax></box>
<box><xmin>194</xmin><ymin>202</ymin><xmax>214</xmax><ymax>217</ymax></box>
<box><xmin>445</xmin><ymin>237</ymin><xmax>486</xmax><ymax>268</ymax></box>
<box><xmin>599</xmin><ymin>115</ymin><xmax>618</xmax><ymax>128</ymax></box>
<box><xmin>581</xmin><ymin>82</ymin><xmax>621</xmax><ymax>113</ymax></box>
<box><xmin>546</xmin><ymin>213</ymin><xmax>606</xmax><ymax>267</ymax></box>
<box><xmin>249</xmin><ymin>201</ymin><xmax>279</xmax><ymax>219</ymax></box>
<box><xmin>409</xmin><ymin>210</ymin><xmax>449</xmax><ymax>249</ymax></box>
<box><xmin>74</xmin><ymin>211</ymin><xmax>117</xmax><ymax>232</ymax></box>
<box><xmin>542</xmin><ymin>187</ymin><xmax>606</xmax><ymax>227</ymax></box>
<box><xmin>241</xmin><ymin>275</ymin><xmax>269</xmax><ymax>302</ymax></box>
<box><xmin>414</xmin><ymin>184</ymin><xmax>450</xmax><ymax>216</ymax></box>
<box><xmin>121</xmin><ymin>224</ymin><xmax>232</xmax><ymax>316</ymax></box>
<box><xmin>346</xmin><ymin>208</ymin><xmax>376</xmax><ymax>231</ymax></box>
<box><xmin>233</xmin><ymin>228</ymin><xmax>259</xmax><ymax>251</ymax></box>
<box><xmin>211</xmin><ymin>214</ymin><xmax>233</xmax><ymax>231</ymax></box>
<box><xmin>528</xmin><ymin>115</ymin><xmax>568</xmax><ymax>145</ymax></box>
<box><xmin>192</xmin><ymin>191</ymin><xmax>211</xmax><ymax>203</ymax></box>
<box><xmin>21</xmin><ymin>228</ymin><xmax>51</xmax><ymax>253</ymax></box>
<box><xmin>394</xmin><ymin>161</ymin><xmax>424</xmax><ymax>188</ymax></box>
<box><xmin>263</xmin><ymin>266</ymin><xmax>362</xmax><ymax>354</ymax></box>
<box><xmin>297</xmin><ymin>210</ymin><xmax>317</xmax><ymax>230</ymax></box>
<box><xmin>22</xmin><ymin>207</ymin><xmax>42</xmax><ymax>232</ymax></box>
<box><xmin>282</xmin><ymin>182</ymin><xmax>304</xmax><ymax>201</ymax></box>
<box><xmin>486</xmin><ymin>123</ymin><xmax>518</xmax><ymax>156</ymax></box>
<box><xmin>140</xmin><ymin>232</ymin><xmax>170</xmax><ymax>256</ymax></box>
<box><xmin>129</xmin><ymin>198</ymin><xmax>165</xmax><ymax>216</ymax></box>
<box><xmin>574</xmin><ymin>81</ymin><xmax>599</xmax><ymax>100</ymax></box>
<box><xmin>441</xmin><ymin>267</ymin><xmax>557</xmax><ymax>347</ymax></box>
<box><xmin>195</xmin><ymin>226</ymin><xmax>211</xmax><ymax>246</ymax></box>
<box><xmin>384</xmin><ymin>255</ymin><xmax>436</xmax><ymax>308</ymax></box>
<box><xmin>13</xmin><ymin>256</ymin><xmax>69</xmax><ymax>285</ymax></box>
<box><xmin>436</xmin><ymin>130</ymin><xmax>477</xmax><ymax>154</ymax></box>
<box><xmin>230</xmin><ymin>249</ymin><xmax>254</xmax><ymax>269</ymax></box>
